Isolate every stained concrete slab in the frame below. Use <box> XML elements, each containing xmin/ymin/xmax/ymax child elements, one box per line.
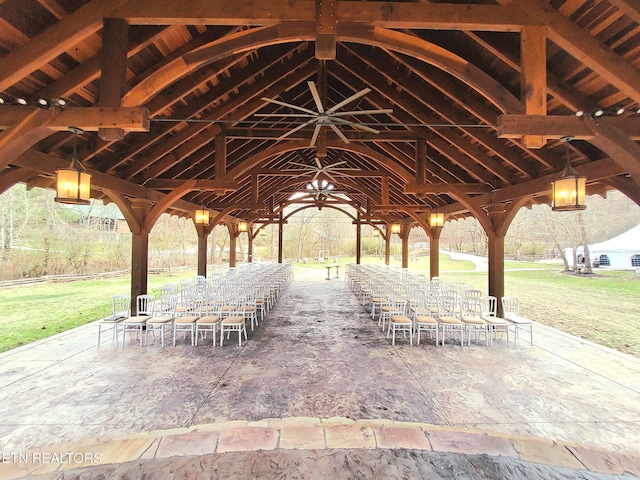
<box><xmin>0</xmin><ymin>267</ymin><xmax>639</xmax><ymax>478</ymax></box>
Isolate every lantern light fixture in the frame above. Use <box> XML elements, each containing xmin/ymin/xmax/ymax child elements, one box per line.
<box><xmin>55</xmin><ymin>127</ymin><xmax>91</xmax><ymax>205</ymax></box>
<box><xmin>372</xmin><ymin>228</ymin><xmax>380</xmax><ymax>237</ymax></box>
<box><xmin>194</xmin><ymin>205</ymin><xmax>210</xmax><ymax>225</ymax></box>
<box><xmin>430</xmin><ymin>211</ymin><xmax>445</xmax><ymax>228</ymax></box>
<box><xmin>390</xmin><ymin>223</ymin><xmax>401</xmax><ymax>234</ymax></box>
<box><xmin>238</xmin><ymin>221</ymin><xmax>248</xmax><ymax>232</ymax></box>
<box><xmin>551</xmin><ymin>136</ymin><xmax>586</xmax><ymax>212</ymax></box>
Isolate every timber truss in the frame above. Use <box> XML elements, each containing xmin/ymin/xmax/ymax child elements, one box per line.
<box><xmin>1</xmin><ymin>0</ymin><xmax>640</xmax><ymax>240</ymax></box>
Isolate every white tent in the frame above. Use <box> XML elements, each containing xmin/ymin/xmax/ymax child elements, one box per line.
<box><xmin>569</xmin><ymin>224</ymin><xmax>640</xmax><ymax>269</ymax></box>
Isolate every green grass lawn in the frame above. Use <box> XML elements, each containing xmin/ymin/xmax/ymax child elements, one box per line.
<box><xmin>1</xmin><ymin>255</ymin><xmax>638</xmax><ymax>357</ymax></box>
<box><xmin>0</xmin><ymin>270</ymin><xmax>196</xmax><ymax>352</ymax></box>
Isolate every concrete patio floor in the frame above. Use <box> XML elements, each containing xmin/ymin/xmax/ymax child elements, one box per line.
<box><xmin>1</xmin><ymin>268</ymin><xmax>639</xmax><ymax>479</ymax></box>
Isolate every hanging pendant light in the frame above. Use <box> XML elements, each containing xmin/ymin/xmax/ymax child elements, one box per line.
<box><xmin>55</xmin><ymin>127</ymin><xmax>91</xmax><ymax>205</ymax></box>
<box><xmin>430</xmin><ymin>211</ymin><xmax>445</xmax><ymax>227</ymax></box>
<box><xmin>390</xmin><ymin>223</ymin><xmax>401</xmax><ymax>234</ymax></box>
<box><xmin>552</xmin><ymin>136</ymin><xmax>586</xmax><ymax>212</ymax></box>
<box><xmin>238</xmin><ymin>221</ymin><xmax>248</xmax><ymax>232</ymax></box>
<box><xmin>194</xmin><ymin>205</ymin><xmax>210</xmax><ymax>225</ymax></box>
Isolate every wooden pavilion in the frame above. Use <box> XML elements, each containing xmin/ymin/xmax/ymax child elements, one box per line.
<box><xmin>1</xmin><ymin>0</ymin><xmax>639</xmax><ymax>313</ymax></box>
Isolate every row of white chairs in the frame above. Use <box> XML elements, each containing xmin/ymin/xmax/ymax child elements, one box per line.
<box><xmin>346</xmin><ymin>264</ymin><xmax>533</xmax><ymax>347</ymax></box>
<box><xmin>97</xmin><ymin>264</ymin><xmax>293</xmax><ymax>347</ymax></box>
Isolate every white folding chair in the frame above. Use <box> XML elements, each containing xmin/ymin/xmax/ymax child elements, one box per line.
<box><xmin>220</xmin><ymin>296</ymin><xmax>248</xmax><ymax>346</ymax></box>
<box><xmin>146</xmin><ymin>294</ymin><xmax>177</xmax><ymax>347</ymax></box>
<box><xmin>97</xmin><ymin>294</ymin><xmax>130</xmax><ymax>346</ymax></box>
<box><xmin>121</xmin><ymin>294</ymin><xmax>155</xmax><ymax>346</ymax></box>
<box><xmin>501</xmin><ymin>296</ymin><xmax>534</xmax><ymax>345</ymax></box>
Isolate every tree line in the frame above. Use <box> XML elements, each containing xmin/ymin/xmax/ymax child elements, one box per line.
<box><xmin>1</xmin><ymin>184</ymin><xmax>639</xmax><ymax>280</ymax></box>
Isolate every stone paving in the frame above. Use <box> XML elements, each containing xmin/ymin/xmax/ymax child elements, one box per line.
<box><xmin>1</xmin><ymin>268</ymin><xmax>639</xmax><ymax>478</ymax></box>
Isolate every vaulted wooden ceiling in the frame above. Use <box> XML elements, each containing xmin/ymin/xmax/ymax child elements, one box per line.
<box><xmin>1</xmin><ymin>0</ymin><xmax>640</xmax><ymax>232</ymax></box>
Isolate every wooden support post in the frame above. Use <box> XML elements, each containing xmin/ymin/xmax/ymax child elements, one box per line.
<box><xmin>384</xmin><ymin>228</ymin><xmax>391</xmax><ymax>266</ymax></box>
<box><xmin>487</xmin><ymin>232</ymin><xmax>505</xmax><ymax>317</ymax></box>
<box><xmin>355</xmin><ymin>215</ymin><xmax>361</xmax><ymax>265</ymax></box>
<box><xmin>196</xmin><ymin>223</ymin><xmax>214</xmax><ymax>278</ymax></box>
<box><xmin>99</xmin><ymin>18</ymin><xmax>129</xmax><ymax>141</ymax></box>
<box><xmin>129</xmin><ymin>198</ymin><xmax>149</xmax><ymax>315</ymax></box>
<box><xmin>228</xmin><ymin>224</ymin><xmax>237</xmax><ymax>268</ymax></box>
<box><xmin>197</xmin><ymin>232</ymin><xmax>208</xmax><ymax>277</ymax></box>
<box><xmin>247</xmin><ymin>228</ymin><xmax>254</xmax><ymax>263</ymax></box>
<box><xmin>278</xmin><ymin>211</ymin><xmax>284</xmax><ymax>264</ymax></box>
<box><xmin>521</xmin><ymin>26</ymin><xmax>547</xmax><ymax>149</ymax></box>
<box><xmin>401</xmin><ymin>231</ymin><xmax>409</xmax><ymax>269</ymax></box>
<box><xmin>429</xmin><ymin>227</ymin><xmax>443</xmax><ymax>280</ymax></box>
<box><xmin>131</xmin><ymin>229</ymin><xmax>148</xmax><ymax>315</ymax></box>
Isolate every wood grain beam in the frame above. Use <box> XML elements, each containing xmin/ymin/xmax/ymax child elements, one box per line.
<box><xmin>253</xmin><ymin>168</ymin><xmax>388</xmax><ymax>178</ymax></box>
<box><xmin>144</xmin><ymin>179</ymin><xmax>239</xmax><ymax>192</ymax></box>
<box><xmin>497</xmin><ymin>114</ymin><xmax>640</xmax><ymax>140</ymax></box>
<box><xmin>36</xmin><ymin>26</ymin><xmax>168</xmax><ymax>101</ymax></box>
<box><xmin>0</xmin><ymin>167</ymin><xmax>37</xmax><ymax>195</ymax></box>
<box><xmin>98</xmin><ymin>18</ymin><xmax>130</xmax><ymax>141</ymax></box>
<box><xmin>521</xmin><ymin>26</ymin><xmax>547</xmax><ymax>148</ymax></box>
<box><xmin>0</xmin><ymin>106</ymin><xmax>150</xmax><ymax>132</ymax></box>
<box><xmin>113</xmin><ymin>1</ymin><xmax>535</xmax><ymax>31</ymax></box>
<box><xmin>505</xmin><ymin>0</ymin><xmax>640</xmax><ymax>104</ymax></box>
<box><xmin>223</xmin><ymin>128</ymin><xmax>422</xmax><ymax>141</ymax></box>
<box><xmin>0</xmin><ymin>0</ymin><xmax>129</xmax><ymax>92</ymax></box>
<box><xmin>316</xmin><ymin>0</ymin><xmax>337</xmax><ymax>60</ymax></box>
<box><xmin>404</xmin><ymin>183</ymin><xmax>493</xmax><ymax>195</ymax></box>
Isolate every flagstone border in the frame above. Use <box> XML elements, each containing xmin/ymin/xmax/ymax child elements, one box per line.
<box><xmin>2</xmin><ymin>417</ymin><xmax>639</xmax><ymax>478</ymax></box>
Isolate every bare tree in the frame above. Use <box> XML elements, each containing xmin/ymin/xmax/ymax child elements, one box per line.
<box><xmin>577</xmin><ymin>212</ymin><xmax>592</xmax><ymax>273</ymax></box>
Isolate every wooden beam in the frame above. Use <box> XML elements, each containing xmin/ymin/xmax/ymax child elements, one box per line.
<box><xmin>315</xmin><ymin>0</ymin><xmax>337</xmax><ymax>60</ymax></box>
<box><xmin>415</xmin><ymin>139</ymin><xmax>427</xmax><ymax>186</ymax></box>
<box><xmin>144</xmin><ymin>178</ymin><xmax>238</xmax><ymax>192</ymax></box>
<box><xmin>381</xmin><ymin>176</ymin><xmax>390</xmax><ymax>205</ymax></box>
<box><xmin>215</xmin><ymin>135</ymin><xmax>227</xmax><ymax>182</ymax></box>
<box><xmin>0</xmin><ymin>108</ymin><xmax>56</xmax><ymax>170</ymax></box>
<box><xmin>584</xmin><ymin>118</ymin><xmax>640</xmax><ymax>182</ymax></box>
<box><xmin>520</xmin><ymin>26</ymin><xmax>547</xmax><ymax>149</ymax></box>
<box><xmin>113</xmin><ymin>1</ymin><xmax>534</xmax><ymax>31</ymax></box>
<box><xmin>253</xmin><ymin>168</ymin><xmax>388</xmax><ymax>177</ymax></box>
<box><xmin>99</xmin><ymin>18</ymin><xmax>130</xmax><ymax>141</ymax></box>
<box><xmin>0</xmin><ymin>167</ymin><xmax>37</xmax><ymax>195</ymax></box>
<box><xmin>0</xmin><ymin>0</ymin><xmax>130</xmax><ymax>92</ymax></box>
<box><xmin>36</xmin><ymin>26</ymin><xmax>168</xmax><ymax>101</ymax></box>
<box><xmin>404</xmin><ymin>183</ymin><xmax>493</xmax><ymax>195</ymax></box>
<box><xmin>223</xmin><ymin>128</ymin><xmax>423</xmax><ymax>141</ymax></box>
<box><xmin>0</xmin><ymin>106</ymin><xmax>150</xmax><ymax>132</ymax></box>
<box><xmin>497</xmin><ymin>115</ymin><xmax>640</xmax><ymax>140</ymax></box>
<box><xmin>505</xmin><ymin>0</ymin><xmax>640</xmax><ymax>104</ymax></box>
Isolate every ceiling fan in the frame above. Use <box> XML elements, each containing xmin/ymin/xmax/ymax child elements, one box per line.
<box><xmin>301</xmin><ymin>179</ymin><xmax>347</xmax><ymax>202</ymax></box>
<box><xmin>289</xmin><ymin>156</ymin><xmax>361</xmax><ymax>183</ymax></box>
<box><xmin>258</xmin><ymin>81</ymin><xmax>392</xmax><ymax>146</ymax></box>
